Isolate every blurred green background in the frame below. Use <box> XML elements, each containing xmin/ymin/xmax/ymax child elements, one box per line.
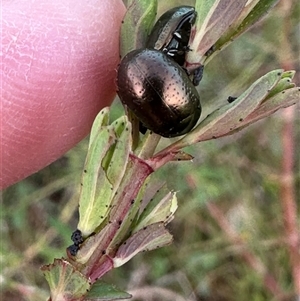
<box><xmin>1</xmin><ymin>1</ymin><xmax>299</xmax><ymax>300</ymax></box>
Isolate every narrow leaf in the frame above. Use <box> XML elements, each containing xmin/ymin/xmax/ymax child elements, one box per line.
<box><xmin>243</xmin><ymin>86</ymin><xmax>300</xmax><ymax>125</ymax></box>
<box><xmin>187</xmin><ymin>0</ymin><xmax>248</xmax><ymax>67</ymax></box>
<box><xmin>120</xmin><ymin>0</ymin><xmax>157</xmax><ymax>57</ymax></box>
<box><xmin>89</xmin><ymin>108</ymin><xmax>110</xmax><ymax>149</ymax></box>
<box><xmin>113</xmin><ymin>222</ymin><xmax>173</xmax><ymax>268</ymax></box>
<box><xmin>75</xmin><ymin>224</ymin><xmax>115</xmax><ymax>265</ymax></box>
<box><xmin>78</xmin><ymin>116</ymin><xmax>132</xmax><ymax>239</ymax></box>
<box><xmin>134</xmin><ymin>185</ymin><xmax>177</xmax><ymax>232</ymax></box>
<box><xmin>264</xmin><ymin>71</ymin><xmax>295</xmax><ymax>100</ymax></box>
<box><xmin>105</xmin><ymin>116</ymin><xmax>132</xmax><ymax>191</ymax></box>
<box><xmin>84</xmin><ymin>281</ymin><xmax>131</xmax><ymax>301</ymax></box>
<box><xmin>212</xmin><ymin>0</ymin><xmax>280</xmax><ymax>62</ymax></box>
<box><xmin>181</xmin><ymin>69</ymin><xmax>283</xmax><ymax>144</ymax></box>
<box><xmin>78</xmin><ymin>128</ymin><xmax>116</xmax><ymax>237</ymax></box>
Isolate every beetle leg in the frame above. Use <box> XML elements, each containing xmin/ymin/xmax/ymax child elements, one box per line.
<box><xmin>192</xmin><ymin>65</ymin><xmax>204</xmax><ymax>86</ymax></box>
<box><xmin>166</xmin><ymin>48</ymin><xmax>185</xmax><ymax>56</ymax></box>
<box><xmin>173</xmin><ymin>31</ymin><xmax>182</xmax><ymax>40</ymax></box>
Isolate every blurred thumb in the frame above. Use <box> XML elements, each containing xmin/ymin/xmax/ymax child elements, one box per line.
<box><xmin>0</xmin><ymin>0</ymin><xmax>125</xmax><ymax>189</ymax></box>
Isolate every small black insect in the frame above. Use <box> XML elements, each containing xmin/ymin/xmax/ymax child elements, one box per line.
<box><xmin>67</xmin><ymin>229</ymin><xmax>84</xmax><ymax>257</ymax></box>
<box><xmin>67</xmin><ymin>244</ymin><xmax>80</xmax><ymax>257</ymax></box>
<box><xmin>71</xmin><ymin>229</ymin><xmax>84</xmax><ymax>246</ymax></box>
<box><xmin>227</xmin><ymin>96</ymin><xmax>237</xmax><ymax>103</ymax></box>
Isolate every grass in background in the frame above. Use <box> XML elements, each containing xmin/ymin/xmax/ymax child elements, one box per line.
<box><xmin>1</xmin><ymin>1</ymin><xmax>299</xmax><ymax>300</ymax></box>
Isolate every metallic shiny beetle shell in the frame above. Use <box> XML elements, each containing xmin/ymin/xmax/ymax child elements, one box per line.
<box><xmin>146</xmin><ymin>6</ymin><xmax>196</xmax><ymax>66</ymax></box>
<box><xmin>117</xmin><ymin>49</ymin><xmax>201</xmax><ymax>138</ymax></box>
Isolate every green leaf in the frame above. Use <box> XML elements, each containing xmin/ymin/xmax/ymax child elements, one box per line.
<box><xmin>89</xmin><ymin>108</ymin><xmax>110</xmax><ymax>149</ymax></box>
<box><xmin>194</xmin><ymin>0</ymin><xmax>217</xmax><ymax>26</ymax></box>
<box><xmin>105</xmin><ymin>116</ymin><xmax>132</xmax><ymax>190</ymax></box>
<box><xmin>84</xmin><ymin>281</ymin><xmax>131</xmax><ymax>300</ymax></box>
<box><xmin>188</xmin><ymin>0</ymin><xmax>280</xmax><ymax>67</ymax></box>
<box><xmin>134</xmin><ymin>183</ymin><xmax>177</xmax><ymax>232</ymax></box>
<box><xmin>212</xmin><ymin>0</ymin><xmax>281</xmax><ymax>62</ymax></box>
<box><xmin>238</xmin><ymin>0</ymin><xmax>280</xmax><ymax>28</ymax></box>
<box><xmin>179</xmin><ymin>69</ymin><xmax>283</xmax><ymax>145</ymax></box>
<box><xmin>77</xmin><ymin>127</ymin><xmax>116</xmax><ymax>237</ymax></box>
<box><xmin>77</xmin><ymin>115</ymin><xmax>132</xmax><ymax>238</ymax></box>
<box><xmin>113</xmin><ymin>222</ymin><xmax>173</xmax><ymax>268</ymax></box>
<box><xmin>187</xmin><ymin>0</ymin><xmax>248</xmax><ymax>67</ymax></box>
<box><xmin>41</xmin><ymin>259</ymin><xmax>91</xmax><ymax>301</ymax></box>
<box><xmin>74</xmin><ymin>224</ymin><xmax>112</xmax><ymax>265</ymax></box>
<box><xmin>120</xmin><ymin>0</ymin><xmax>157</xmax><ymax>57</ymax></box>
<box><xmin>243</xmin><ymin>86</ymin><xmax>300</xmax><ymax>126</ymax></box>
<box><xmin>155</xmin><ymin>69</ymin><xmax>298</xmax><ymax>160</ymax></box>
<box><xmin>264</xmin><ymin>70</ymin><xmax>296</xmax><ymax>99</ymax></box>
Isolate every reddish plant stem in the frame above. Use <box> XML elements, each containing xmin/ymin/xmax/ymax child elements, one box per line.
<box><xmin>280</xmin><ymin>106</ymin><xmax>300</xmax><ymax>296</ymax></box>
<box><xmin>82</xmin><ymin>154</ymin><xmax>154</xmax><ymax>281</ymax></box>
<box><xmin>278</xmin><ymin>1</ymin><xmax>300</xmax><ymax>296</ymax></box>
<box><xmin>206</xmin><ymin>202</ymin><xmax>287</xmax><ymax>299</ymax></box>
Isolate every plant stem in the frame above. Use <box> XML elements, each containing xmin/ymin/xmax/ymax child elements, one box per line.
<box><xmin>138</xmin><ymin>132</ymin><xmax>161</xmax><ymax>159</ymax></box>
<box><xmin>278</xmin><ymin>1</ymin><xmax>300</xmax><ymax>297</ymax></box>
<box><xmin>280</xmin><ymin>106</ymin><xmax>300</xmax><ymax>297</ymax></box>
<box><xmin>206</xmin><ymin>202</ymin><xmax>287</xmax><ymax>299</ymax></box>
<box><xmin>81</xmin><ymin>154</ymin><xmax>154</xmax><ymax>281</ymax></box>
